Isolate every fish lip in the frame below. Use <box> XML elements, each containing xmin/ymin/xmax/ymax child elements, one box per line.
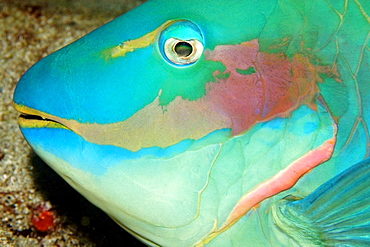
<box><xmin>18</xmin><ymin>113</ymin><xmax>69</xmax><ymax>129</ymax></box>
<box><xmin>14</xmin><ymin>103</ymin><xmax>69</xmax><ymax>130</ymax></box>
<box><xmin>19</xmin><ymin>113</ymin><xmax>63</xmax><ymax>125</ymax></box>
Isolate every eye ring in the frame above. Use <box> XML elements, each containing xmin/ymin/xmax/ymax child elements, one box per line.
<box><xmin>164</xmin><ymin>38</ymin><xmax>203</xmax><ymax>65</ymax></box>
<box><xmin>158</xmin><ymin>20</ymin><xmax>204</xmax><ymax>66</ymax></box>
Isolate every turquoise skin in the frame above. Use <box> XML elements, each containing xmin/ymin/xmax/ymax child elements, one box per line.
<box><xmin>13</xmin><ymin>0</ymin><xmax>370</xmax><ymax>246</ymax></box>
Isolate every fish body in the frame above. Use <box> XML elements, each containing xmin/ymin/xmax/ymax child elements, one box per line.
<box><xmin>13</xmin><ymin>0</ymin><xmax>370</xmax><ymax>246</ymax></box>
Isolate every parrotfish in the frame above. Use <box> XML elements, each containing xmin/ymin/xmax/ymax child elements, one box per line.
<box><xmin>13</xmin><ymin>0</ymin><xmax>370</xmax><ymax>246</ymax></box>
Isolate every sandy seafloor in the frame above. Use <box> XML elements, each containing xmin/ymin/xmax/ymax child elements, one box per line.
<box><xmin>0</xmin><ymin>0</ymin><xmax>147</xmax><ymax>246</ymax></box>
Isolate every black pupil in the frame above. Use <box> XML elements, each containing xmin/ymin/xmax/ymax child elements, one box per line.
<box><xmin>174</xmin><ymin>42</ymin><xmax>193</xmax><ymax>57</ymax></box>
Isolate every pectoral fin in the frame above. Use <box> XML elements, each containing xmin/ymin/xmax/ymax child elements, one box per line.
<box><xmin>273</xmin><ymin>159</ymin><xmax>370</xmax><ymax>246</ymax></box>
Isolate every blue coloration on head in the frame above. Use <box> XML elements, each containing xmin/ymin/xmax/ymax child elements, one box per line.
<box><xmin>21</xmin><ymin>126</ymin><xmax>231</xmax><ymax>175</ymax></box>
<box><xmin>261</xmin><ymin>117</ymin><xmax>284</xmax><ymax>130</ymax></box>
<box><xmin>303</xmin><ymin>122</ymin><xmax>319</xmax><ymax>134</ymax></box>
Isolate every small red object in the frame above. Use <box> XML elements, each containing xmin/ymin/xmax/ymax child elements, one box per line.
<box><xmin>31</xmin><ymin>203</ymin><xmax>55</xmax><ymax>232</ymax></box>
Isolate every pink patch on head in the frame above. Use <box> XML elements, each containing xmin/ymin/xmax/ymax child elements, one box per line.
<box><xmin>204</xmin><ymin>41</ymin><xmax>262</xmax><ymax>134</ymax></box>
<box><xmin>257</xmin><ymin>52</ymin><xmax>296</xmax><ymax>118</ymax></box>
<box><xmin>203</xmin><ymin>39</ymin><xmax>322</xmax><ymax>135</ymax></box>
<box><xmin>206</xmin><ymin>39</ymin><xmax>259</xmax><ymax>71</ymax></box>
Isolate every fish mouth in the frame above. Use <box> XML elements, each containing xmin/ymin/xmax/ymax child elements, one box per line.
<box><xmin>18</xmin><ymin>113</ymin><xmax>68</xmax><ymax>129</ymax></box>
<box><xmin>14</xmin><ymin>103</ymin><xmax>69</xmax><ymax>130</ymax></box>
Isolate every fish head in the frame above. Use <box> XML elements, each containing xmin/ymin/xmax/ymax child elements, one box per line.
<box><xmin>13</xmin><ymin>0</ymin><xmax>338</xmax><ymax>245</ymax></box>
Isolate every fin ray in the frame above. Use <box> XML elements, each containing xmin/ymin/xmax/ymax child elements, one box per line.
<box><xmin>273</xmin><ymin>158</ymin><xmax>370</xmax><ymax>246</ymax></box>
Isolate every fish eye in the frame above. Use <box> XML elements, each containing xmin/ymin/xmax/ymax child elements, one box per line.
<box><xmin>159</xmin><ymin>20</ymin><xmax>204</xmax><ymax>66</ymax></box>
<box><xmin>164</xmin><ymin>38</ymin><xmax>203</xmax><ymax>65</ymax></box>
<box><xmin>174</xmin><ymin>41</ymin><xmax>193</xmax><ymax>57</ymax></box>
